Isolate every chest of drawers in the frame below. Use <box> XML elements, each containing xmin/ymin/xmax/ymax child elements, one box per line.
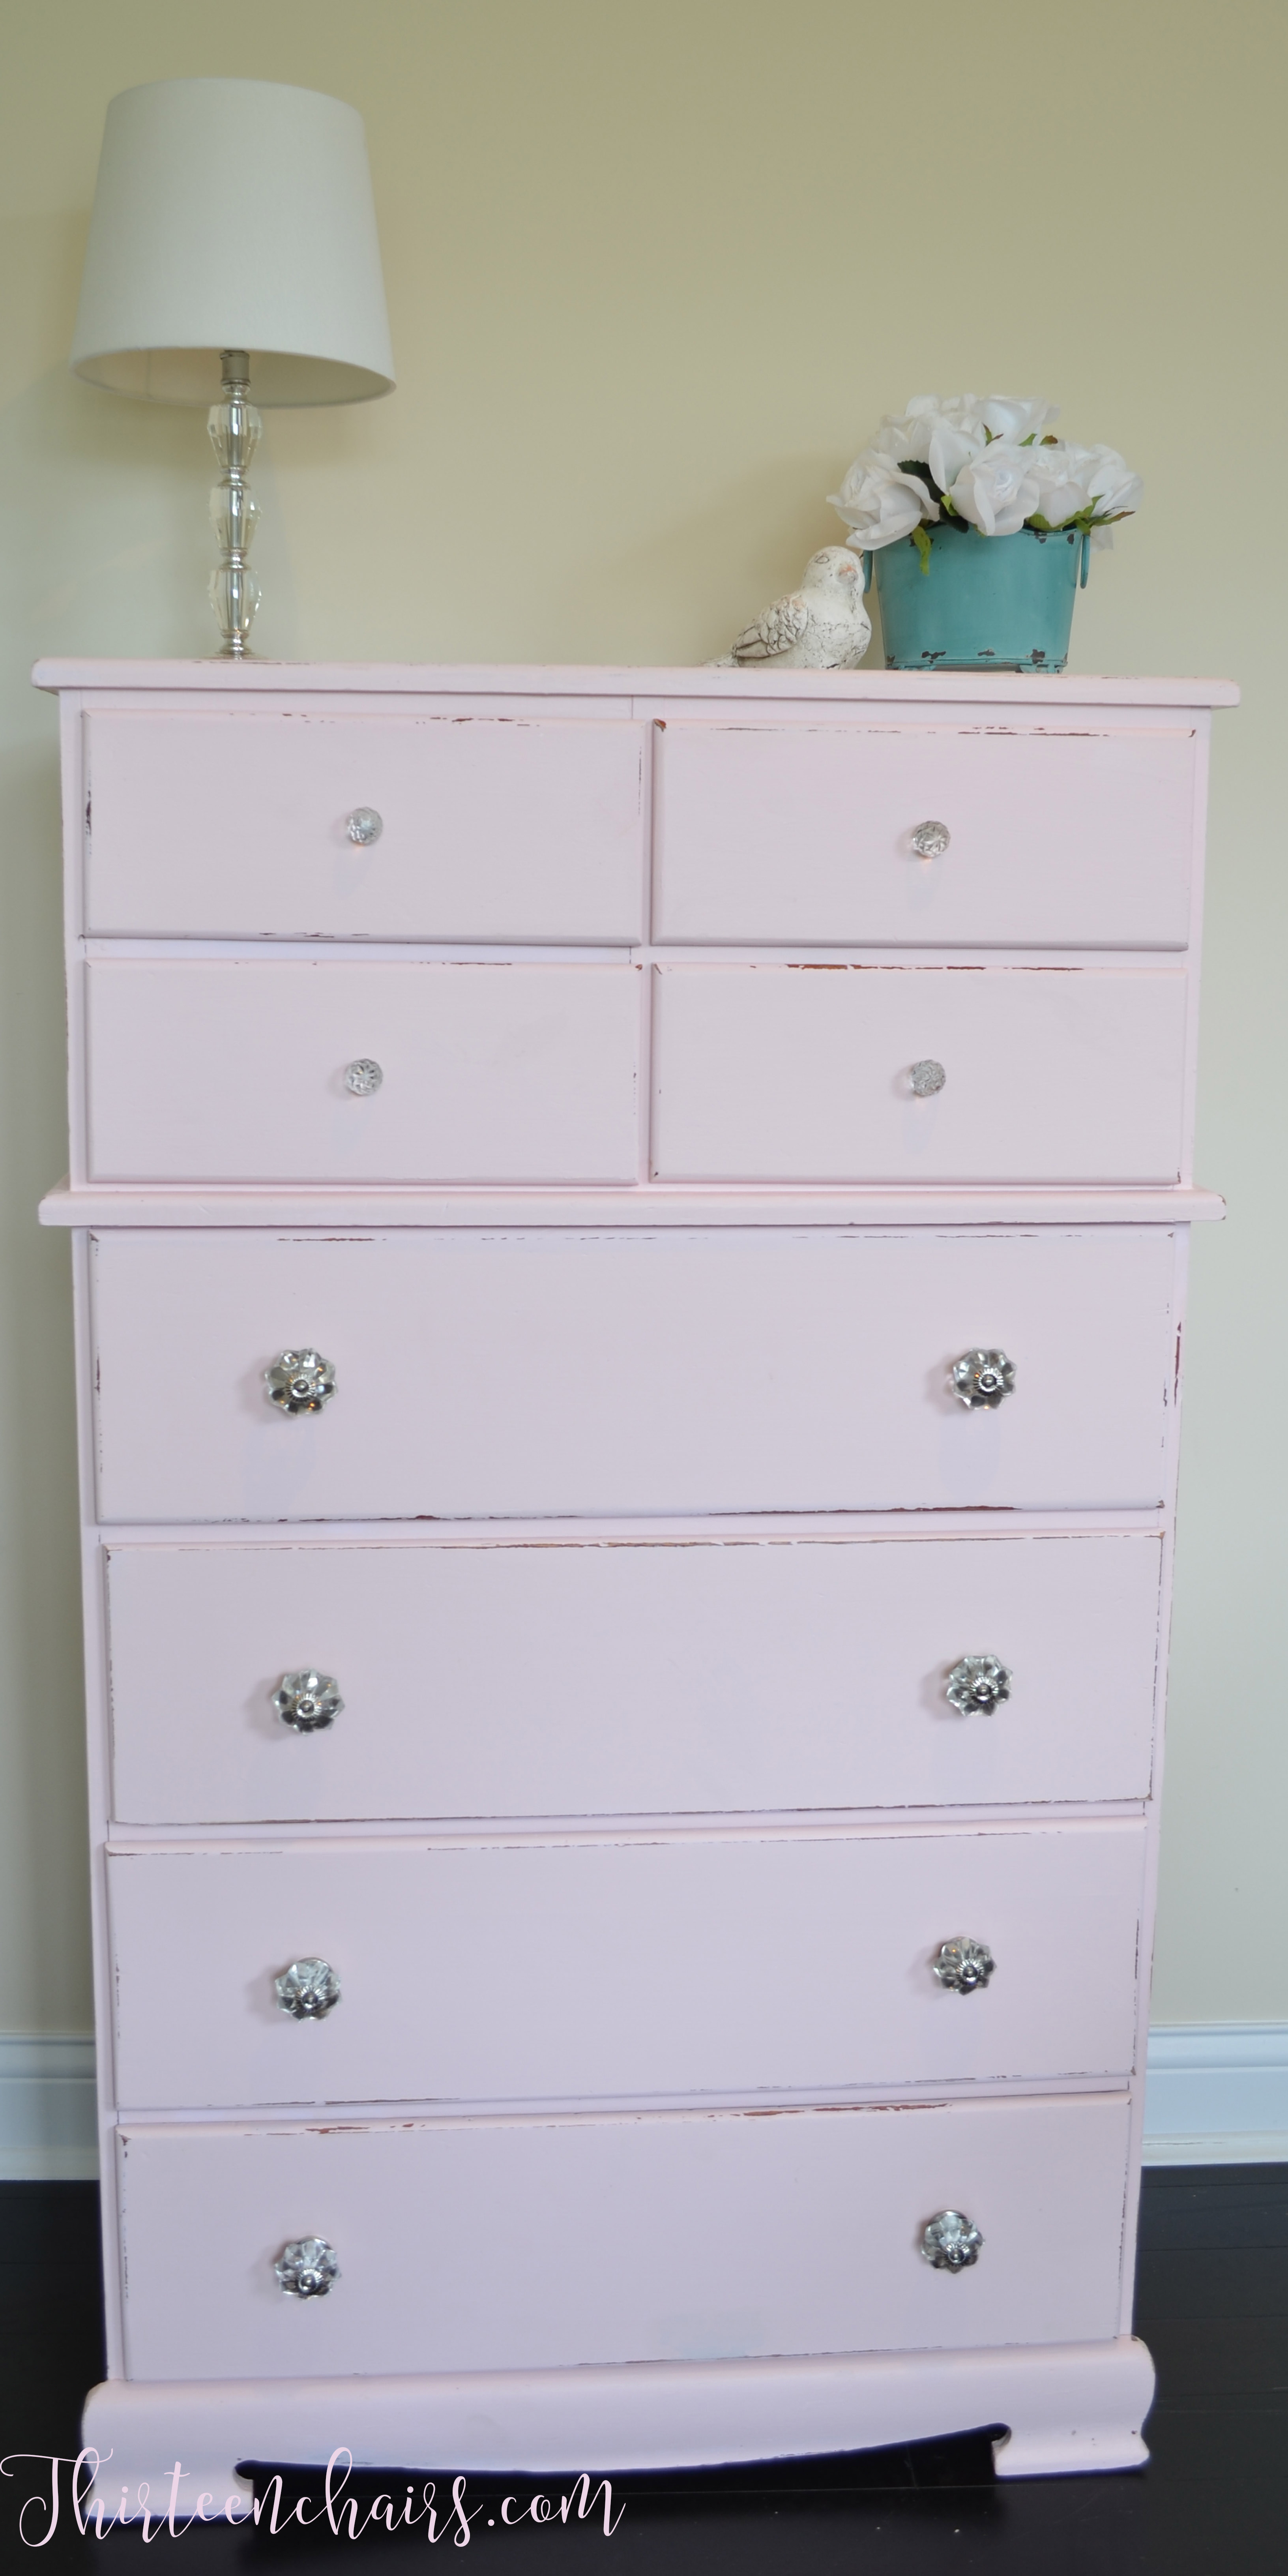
<box><xmin>37</xmin><ymin>657</ymin><xmax>1234</xmax><ymax>2506</ymax></box>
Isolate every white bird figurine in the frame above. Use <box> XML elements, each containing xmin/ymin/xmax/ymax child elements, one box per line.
<box><xmin>712</xmin><ymin>545</ymin><xmax>871</xmax><ymax>669</ymax></box>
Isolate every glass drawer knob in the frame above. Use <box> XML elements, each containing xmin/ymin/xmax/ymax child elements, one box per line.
<box><xmin>345</xmin><ymin>1058</ymin><xmax>383</xmax><ymax>1095</ymax></box>
<box><xmin>275</xmin><ymin>1956</ymin><xmax>342</xmax><ymax>2020</ymax></box>
<box><xmin>910</xmin><ymin>1058</ymin><xmax>946</xmax><ymax>1097</ymax></box>
<box><xmin>910</xmin><ymin>819</ymin><xmax>951</xmax><ymax>858</ymax></box>
<box><xmin>933</xmin><ymin>1937</ymin><xmax>996</xmax><ymax>1994</ymax></box>
<box><xmin>346</xmin><ymin>807</ymin><xmax>382</xmax><ymax>846</ymax></box>
<box><xmin>921</xmin><ymin>2209</ymin><xmax>983</xmax><ymax>2271</ymax></box>
<box><xmin>949</xmin><ymin>1348</ymin><xmax>1015</xmax><ymax>1408</ymax></box>
<box><xmin>265</xmin><ymin>1349</ymin><xmax>337</xmax><ymax>1415</ymax></box>
<box><xmin>275</xmin><ymin>2236</ymin><xmax>339</xmax><ymax>2298</ymax></box>
<box><xmin>273</xmin><ymin>1669</ymin><xmax>343</xmax><ymax>1733</ymax></box>
<box><xmin>945</xmin><ymin>1654</ymin><xmax>1012</xmax><ymax>1717</ymax></box>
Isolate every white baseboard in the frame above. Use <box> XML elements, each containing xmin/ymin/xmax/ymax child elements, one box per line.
<box><xmin>1143</xmin><ymin>2023</ymin><xmax>1288</xmax><ymax>2164</ymax></box>
<box><xmin>0</xmin><ymin>2034</ymin><xmax>98</xmax><ymax>2179</ymax></box>
<box><xmin>0</xmin><ymin>2027</ymin><xmax>1284</xmax><ymax>2182</ymax></box>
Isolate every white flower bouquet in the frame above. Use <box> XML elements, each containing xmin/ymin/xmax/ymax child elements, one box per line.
<box><xmin>829</xmin><ymin>395</ymin><xmax>1142</xmax><ymax>565</ymax></box>
<box><xmin>827</xmin><ymin>395</ymin><xmax>1142</xmax><ymax>671</ymax></box>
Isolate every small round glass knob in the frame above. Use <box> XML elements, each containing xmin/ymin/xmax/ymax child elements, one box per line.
<box><xmin>945</xmin><ymin>1654</ymin><xmax>1012</xmax><ymax>1717</ymax></box>
<box><xmin>933</xmin><ymin>1937</ymin><xmax>996</xmax><ymax>1994</ymax></box>
<box><xmin>274</xmin><ymin>2236</ymin><xmax>339</xmax><ymax>2298</ymax></box>
<box><xmin>910</xmin><ymin>1059</ymin><xmax>946</xmax><ymax>1097</ymax></box>
<box><xmin>346</xmin><ymin>808</ymin><xmax>383</xmax><ymax>847</ymax></box>
<box><xmin>949</xmin><ymin>1349</ymin><xmax>1015</xmax><ymax>1409</ymax></box>
<box><xmin>265</xmin><ymin>1350</ymin><xmax>337</xmax><ymax>1416</ymax></box>
<box><xmin>910</xmin><ymin>820</ymin><xmax>951</xmax><ymax>858</ymax></box>
<box><xmin>273</xmin><ymin>1669</ymin><xmax>344</xmax><ymax>1733</ymax></box>
<box><xmin>275</xmin><ymin>1957</ymin><xmax>342</xmax><ymax>2020</ymax></box>
<box><xmin>345</xmin><ymin>1058</ymin><xmax>383</xmax><ymax>1096</ymax></box>
<box><xmin>921</xmin><ymin>2210</ymin><xmax>983</xmax><ymax>2272</ymax></box>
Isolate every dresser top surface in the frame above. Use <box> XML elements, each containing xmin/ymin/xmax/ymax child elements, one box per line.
<box><xmin>32</xmin><ymin>659</ymin><xmax>1239</xmax><ymax>709</ymax></box>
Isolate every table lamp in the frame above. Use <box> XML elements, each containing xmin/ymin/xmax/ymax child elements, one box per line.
<box><xmin>70</xmin><ymin>77</ymin><xmax>395</xmax><ymax>656</ymax></box>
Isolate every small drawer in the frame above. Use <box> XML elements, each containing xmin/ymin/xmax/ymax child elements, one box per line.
<box><xmin>652</xmin><ymin>719</ymin><xmax>1196</xmax><ymax>948</ymax></box>
<box><xmin>105</xmin><ymin>1530</ymin><xmax>1162</xmax><ymax>1825</ymax></box>
<box><xmin>116</xmin><ymin>2092</ymin><xmax>1132</xmax><ymax>2380</ymax></box>
<box><xmin>83</xmin><ymin>710</ymin><xmax>646</xmax><ymax>942</ymax></box>
<box><xmin>85</xmin><ymin>959</ymin><xmax>639</xmax><ymax>1184</ymax></box>
<box><xmin>651</xmin><ymin>965</ymin><xmax>1187</xmax><ymax>1184</ymax></box>
<box><xmin>90</xmin><ymin>1225</ymin><xmax>1178</xmax><ymax>1523</ymax></box>
<box><xmin>107</xmin><ymin>1821</ymin><xmax>1144</xmax><ymax>2111</ymax></box>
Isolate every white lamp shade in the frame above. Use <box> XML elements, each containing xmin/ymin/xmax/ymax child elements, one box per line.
<box><xmin>71</xmin><ymin>77</ymin><xmax>395</xmax><ymax>406</ymax></box>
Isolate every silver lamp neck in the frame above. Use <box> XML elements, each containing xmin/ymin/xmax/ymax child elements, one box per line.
<box><xmin>208</xmin><ymin>350</ymin><xmax>261</xmax><ymax>656</ymax></box>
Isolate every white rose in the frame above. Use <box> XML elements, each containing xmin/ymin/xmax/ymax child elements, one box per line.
<box><xmin>827</xmin><ymin>450</ymin><xmax>937</xmax><ymax>549</ymax></box>
<box><xmin>978</xmin><ymin>394</ymin><xmax>1059</xmax><ymax>444</ymax></box>
<box><xmin>889</xmin><ymin>395</ymin><xmax>987</xmax><ymax>492</ymax></box>
<box><xmin>1081</xmin><ymin>444</ymin><xmax>1143</xmax><ymax>519</ymax></box>
<box><xmin>870</xmin><ymin>416</ymin><xmax>920</xmax><ymax>462</ymax></box>
<box><xmin>1026</xmin><ymin>440</ymin><xmax>1094</xmax><ymax>527</ymax></box>
<box><xmin>925</xmin><ymin>415</ymin><xmax>987</xmax><ymax>492</ymax></box>
<box><xmin>906</xmin><ymin>393</ymin><xmax>985</xmax><ymax>429</ymax></box>
<box><xmin>947</xmin><ymin>442</ymin><xmax>1043</xmax><ymax>536</ymax></box>
<box><xmin>870</xmin><ymin>402</ymin><xmax>948</xmax><ymax>464</ymax></box>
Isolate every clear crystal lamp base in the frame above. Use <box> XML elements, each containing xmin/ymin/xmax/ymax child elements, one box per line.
<box><xmin>208</xmin><ymin>349</ymin><xmax>261</xmax><ymax>657</ymax></box>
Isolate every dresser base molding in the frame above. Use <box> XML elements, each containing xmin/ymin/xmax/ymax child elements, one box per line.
<box><xmin>81</xmin><ymin>2337</ymin><xmax>1154</xmax><ymax>2509</ymax></box>
<box><xmin>39</xmin><ymin>1180</ymin><xmax>1226</xmax><ymax>1230</ymax></box>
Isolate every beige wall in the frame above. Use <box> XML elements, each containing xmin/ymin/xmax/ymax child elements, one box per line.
<box><xmin>1</xmin><ymin>0</ymin><xmax>1282</xmax><ymax>2032</ymax></box>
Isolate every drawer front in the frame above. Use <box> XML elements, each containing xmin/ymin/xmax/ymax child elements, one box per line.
<box><xmin>652</xmin><ymin>966</ymin><xmax>1187</xmax><ymax>1184</ymax></box>
<box><xmin>108</xmin><ymin>1822</ymin><xmax>1144</xmax><ymax>2110</ymax></box>
<box><xmin>85</xmin><ymin>960</ymin><xmax>639</xmax><ymax>1185</ymax></box>
<box><xmin>652</xmin><ymin>721</ymin><xmax>1196</xmax><ymax>947</ymax></box>
<box><xmin>105</xmin><ymin>1531</ymin><xmax>1162</xmax><ymax>1825</ymax></box>
<box><xmin>84</xmin><ymin>710</ymin><xmax>646</xmax><ymax>941</ymax></box>
<box><xmin>90</xmin><ymin>1227</ymin><xmax>1178</xmax><ymax>1523</ymax></box>
<box><xmin>117</xmin><ymin>2093</ymin><xmax>1132</xmax><ymax>2379</ymax></box>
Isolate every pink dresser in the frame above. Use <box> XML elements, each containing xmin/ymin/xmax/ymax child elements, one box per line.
<box><xmin>36</xmin><ymin>658</ymin><xmax>1235</xmax><ymax>2501</ymax></box>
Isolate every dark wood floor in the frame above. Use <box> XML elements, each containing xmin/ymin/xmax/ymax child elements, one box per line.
<box><xmin>2</xmin><ymin>2164</ymin><xmax>1284</xmax><ymax>2566</ymax></box>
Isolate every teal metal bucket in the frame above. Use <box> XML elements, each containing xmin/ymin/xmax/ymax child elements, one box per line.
<box><xmin>867</xmin><ymin>522</ymin><xmax>1091</xmax><ymax>673</ymax></box>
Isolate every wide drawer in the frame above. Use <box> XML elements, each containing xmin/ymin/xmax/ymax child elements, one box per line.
<box><xmin>107</xmin><ymin>1821</ymin><xmax>1144</xmax><ymax>2111</ymax></box>
<box><xmin>90</xmin><ymin>1227</ymin><xmax>1178</xmax><ymax>1523</ymax></box>
<box><xmin>116</xmin><ymin>2093</ymin><xmax>1133</xmax><ymax>2380</ymax></box>
<box><xmin>652</xmin><ymin>965</ymin><xmax>1187</xmax><ymax>1183</ymax></box>
<box><xmin>652</xmin><ymin>720</ymin><xmax>1196</xmax><ymax>947</ymax></box>
<box><xmin>85</xmin><ymin>960</ymin><xmax>639</xmax><ymax>1184</ymax></box>
<box><xmin>105</xmin><ymin>1531</ymin><xmax>1162</xmax><ymax>1825</ymax></box>
<box><xmin>83</xmin><ymin>710</ymin><xmax>646</xmax><ymax>940</ymax></box>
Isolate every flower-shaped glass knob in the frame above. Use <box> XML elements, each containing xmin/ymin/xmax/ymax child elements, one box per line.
<box><xmin>933</xmin><ymin>1937</ymin><xmax>996</xmax><ymax>1994</ymax></box>
<box><xmin>945</xmin><ymin>1654</ymin><xmax>1012</xmax><ymax>1718</ymax></box>
<box><xmin>346</xmin><ymin>808</ymin><xmax>382</xmax><ymax>846</ymax></box>
<box><xmin>344</xmin><ymin>1058</ymin><xmax>383</xmax><ymax>1096</ymax></box>
<box><xmin>949</xmin><ymin>1349</ymin><xmax>1015</xmax><ymax>1409</ymax></box>
<box><xmin>921</xmin><ymin>2209</ymin><xmax>983</xmax><ymax>2271</ymax></box>
<box><xmin>265</xmin><ymin>1350</ymin><xmax>337</xmax><ymax>1416</ymax></box>
<box><xmin>910</xmin><ymin>820</ymin><xmax>951</xmax><ymax>858</ymax></box>
<box><xmin>274</xmin><ymin>1957</ymin><xmax>342</xmax><ymax>2020</ymax></box>
<box><xmin>910</xmin><ymin>1059</ymin><xmax>946</xmax><ymax>1097</ymax></box>
<box><xmin>273</xmin><ymin>1669</ymin><xmax>344</xmax><ymax>1733</ymax></box>
<box><xmin>274</xmin><ymin>2236</ymin><xmax>339</xmax><ymax>2298</ymax></box>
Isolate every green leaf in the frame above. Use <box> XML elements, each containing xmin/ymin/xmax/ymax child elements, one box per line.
<box><xmin>912</xmin><ymin>524</ymin><xmax>932</xmax><ymax>574</ymax></box>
